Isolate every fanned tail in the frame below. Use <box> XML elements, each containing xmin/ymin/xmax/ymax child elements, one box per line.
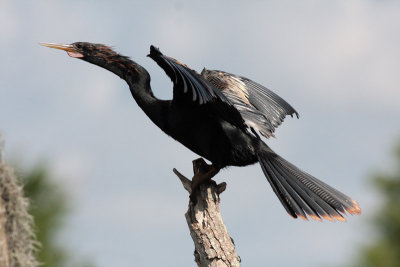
<box><xmin>258</xmin><ymin>149</ymin><xmax>361</xmax><ymax>221</ymax></box>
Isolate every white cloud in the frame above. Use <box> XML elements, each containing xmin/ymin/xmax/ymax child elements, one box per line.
<box><xmin>77</xmin><ymin>73</ymin><xmax>120</xmax><ymax>114</ymax></box>
<box><xmin>94</xmin><ymin>192</ymin><xmax>183</xmax><ymax>228</ymax></box>
<box><xmin>0</xmin><ymin>2</ymin><xmax>19</xmax><ymax>41</ymax></box>
<box><xmin>150</xmin><ymin>5</ymin><xmax>213</xmax><ymax>59</ymax></box>
<box><xmin>51</xmin><ymin>150</ymin><xmax>94</xmax><ymax>197</ymax></box>
<box><xmin>205</xmin><ymin>1</ymin><xmax>400</xmax><ymax>112</ymax></box>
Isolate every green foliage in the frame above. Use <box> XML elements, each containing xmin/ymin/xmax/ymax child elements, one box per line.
<box><xmin>354</xmin><ymin>144</ymin><xmax>400</xmax><ymax>267</ymax></box>
<box><xmin>18</xmin><ymin>163</ymin><xmax>70</xmax><ymax>267</ymax></box>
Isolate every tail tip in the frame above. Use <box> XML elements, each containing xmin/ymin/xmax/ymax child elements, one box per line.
<box><xmin>308</xmin><ymin>214</ymin><xmax>322</xmax><ymax>222</ymax></box>
<box><xmin>346</xmin><ymin>200</ymin><xmax>362</xmax><ymax>215</ymax></box>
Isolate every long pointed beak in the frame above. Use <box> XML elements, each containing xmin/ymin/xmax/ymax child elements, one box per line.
<box><xmin>40</xmin><ymin>42</ymin><xmax>84</xmax><ymax>58</ymax></box>
<box><xmin>39</xmin><ymin>42</ymin><xmax>75</xmax><ymax>52</ymax></box>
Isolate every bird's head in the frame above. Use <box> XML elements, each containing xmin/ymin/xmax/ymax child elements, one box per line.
<box><xmin>40</xmin><ymin>41</ymin><xmax>139</xmax><ymax>80</ymax></box>
<box><xmin>40</xmin><ymin>42</ymin><xmax>119</xmax><ymax>63</ymax></box>
<box><xmin>41</xmin><ymin>41</ymin><xmax>146</xmax><ymax>82</ymax></box>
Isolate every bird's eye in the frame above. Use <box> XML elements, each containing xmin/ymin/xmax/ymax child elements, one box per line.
<box><xmin>75</xmin><ymin>43</ymin><xmax>82</xmax><ymax>49</ymax></box>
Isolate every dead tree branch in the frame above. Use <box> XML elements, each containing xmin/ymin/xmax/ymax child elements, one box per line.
<box><xmin>173</xmin><ymin>159</ymin><xmax>240</xmax><ymax>267</ymax></box>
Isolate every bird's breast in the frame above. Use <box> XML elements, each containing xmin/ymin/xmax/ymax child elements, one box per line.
<box><xmin>163</xmin><ymin>105</ymin><xmax>258</xmax><ymax>168</ymax></box>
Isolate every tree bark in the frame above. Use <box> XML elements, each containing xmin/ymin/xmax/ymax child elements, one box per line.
<box><xmin>173</xmin><ymin>159</ymin><xmax>240</xmax><ymax>267</ymax></box>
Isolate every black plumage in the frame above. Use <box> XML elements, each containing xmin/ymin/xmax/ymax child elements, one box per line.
<box><xmin>41</xmin><ymin>42</ymin><xmax>361</xmax><ymax>221</ymax></box>
<box><xmin>201</xmin><ymin>69</ymin><xmax>299</xmax><ymax>138</ymax></box>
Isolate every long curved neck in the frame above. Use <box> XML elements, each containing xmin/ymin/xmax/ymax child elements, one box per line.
<box><xmin>82</xmin><ymin>54</ymin><xmax>167</xmax><ymax>128</ymax></box>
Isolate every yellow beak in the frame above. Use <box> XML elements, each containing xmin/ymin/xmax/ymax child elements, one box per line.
<box><xmin>39</xmin><ymin>42</ymin><xmax>76</xmax><ymax>52</ymax></box>
<box><xmin>40</xmin><ymin>42</ymin><xmax>84</xmax><ymax>58</ymax></box>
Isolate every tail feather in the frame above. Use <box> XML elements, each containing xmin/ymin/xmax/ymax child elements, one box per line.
<box><xmin>276</xmin><ymin>156</ymin><xmax>361</xmax><ymax>215</ymax></box>
<box><xmin>258</xmin><ymin>151</ymin><xmax>361</xmax><ymax>221</ymax></box>
<box><xmin>261</xmin><ymin>159</ymin><xmax>308</xmax><ymax>219</ymax></box>
<box><xmin>266</xmin><ymin>159</ymin><xmax>327</xmax><ymax>220</ymax></box>
<box><xmin>270</xmin><ymin>158</ymin><xmax>345</xmax><ymax>221</ymax></box>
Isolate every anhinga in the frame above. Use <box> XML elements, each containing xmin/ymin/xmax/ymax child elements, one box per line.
<box><xmin>40</xmin><ymin>42</ymin><xmax>361</xmax><ymax>221</ymax></box>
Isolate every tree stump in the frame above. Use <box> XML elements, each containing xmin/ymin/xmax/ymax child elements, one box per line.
<box><xmin>173</xmin><ymin>159</ymin><xmax>240</xmax><ymax>267</ymax></box>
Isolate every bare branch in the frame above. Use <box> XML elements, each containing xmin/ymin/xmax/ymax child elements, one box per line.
<box><xmin>173</xmin><ymin>168</ymin><xmax>192</xmax><ymax>194</ymax></box>
<box><xmin>174</xmin><ymin>160</ymin><xmax>240</xmax><ymax>267</ymax></box>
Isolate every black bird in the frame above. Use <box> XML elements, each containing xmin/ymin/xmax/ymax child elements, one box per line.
<box><xmin>40</xmin><ymin>42</ymin><xmax>361</xmax><ymax>221</ymax></box>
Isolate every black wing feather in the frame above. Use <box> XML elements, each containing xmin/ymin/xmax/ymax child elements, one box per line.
<box><xmin>148</xmin><ymin>46</ymin><xmax>230</xmax><ymax>105</ymax></box>
<box><xmin>202</xmin><ymin>69</ymin><xmax>299</xmax><ymax>138</ymax></box>
<box><xmin>243</xmin><ymin>78</ymin><xmax>298</xmax><ymax>118</ymax></box>
<box><xmin>148</xmin><ymin>45</ymin><xmax>247</xmax><ymax>130</ymax></box>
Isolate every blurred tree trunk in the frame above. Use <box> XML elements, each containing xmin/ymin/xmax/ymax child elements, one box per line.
<box><xmin>174</xmin><ymin>159</ymin><xmax>241</xmax><ymax>267</ymax></box>
<box><xmin>0</xmin><ymin>142</ymin><xmax>38</xmax><ymax>267</ymax></box>
<box><xmin>0</xmin><ymin>193</ymin><xmax>11</xmax><ymax>267</ymax></box>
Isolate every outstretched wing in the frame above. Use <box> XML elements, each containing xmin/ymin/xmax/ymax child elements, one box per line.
<box><xmin>148</xmin><ymin>46</ymin><xmax>231</xmax><ymax>105</ymax></box>
<box><xmin>201</xmin><ymin>69</ymin><xmax>299</xmax><ymax>138</ymax></box>
<box><xmin>148</xmin><ymin>46</ymin><xmax>246</xmax><ymax>129</ymax></box>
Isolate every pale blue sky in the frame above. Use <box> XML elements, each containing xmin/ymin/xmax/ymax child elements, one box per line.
<box><xmin>1</xmin><ymin>1</ymin><xmax>400</xmax><ymax>266</ymax></box>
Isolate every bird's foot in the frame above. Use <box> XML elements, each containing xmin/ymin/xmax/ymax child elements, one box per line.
<box><xmin>190</xmin><ymin>158</ymin><xmax>219</xmax><ymax>202</ymax></box>
<box><xmin>173</xmin><ymin>159</ymin><xmax>225</xmax><ymax>205</ymax></box>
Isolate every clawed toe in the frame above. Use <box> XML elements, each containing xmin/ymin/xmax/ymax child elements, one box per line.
<box><xmin>175</xmin><ymin>158</ymin><xmax>221</xmax><ymax>204</ymax></box>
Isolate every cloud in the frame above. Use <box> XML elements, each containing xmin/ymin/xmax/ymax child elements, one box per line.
<box><xmin>0</xmin><ymin>2</ymin><xmax>19</xmax><ymax>41</ymax></box>
<box><xmin>172</xmin><ymin>1</ymin><xmax>400</xmax><ymax>113</ymax></box>
<box><xmin>152</xmin><ymin>7</ymin><xmax>212</xmax><ymax>58</ymax></box>
<box><xmin>93</xmin><ymin>192</ymin><xmax>184</xmax><ymax>228</ymax></box>
<box><xmin>77</xmin><ymin>73</ymin><xmax>120</xmax><ymax>114</ymax></box>
<box><xmin>51</xmin><ymin>150</ymin><xmax>94</xmax><ymax>197</ymax></box>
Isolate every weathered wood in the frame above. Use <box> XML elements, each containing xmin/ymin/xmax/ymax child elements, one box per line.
<box><xmin>174</xmin><ymin>159</ymin><xmax>240</xmax><ymax>267</ymax></box>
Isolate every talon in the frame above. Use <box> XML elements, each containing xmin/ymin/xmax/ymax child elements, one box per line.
<box><xmin>188</xmin><ymin>159</ymin><xmax>220</xmax><ymax>204</ymax></box>
<box><xmin>193</xmin><ymin>158</ymin><xmax>212</xmax><ymax>174</ymax></box>
<box><xmin>191</xmin><ymin>166</ymin><xmax>219</xmax><ymax>192</ymax></box>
